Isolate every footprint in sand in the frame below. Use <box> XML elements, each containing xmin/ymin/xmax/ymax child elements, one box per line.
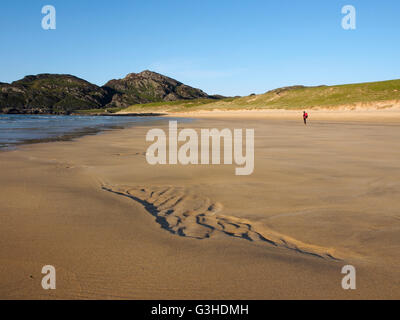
<box><xmin>102</xmin><ymin>184</ymin><xmax>342</xmax><ymax>261</ymax></box>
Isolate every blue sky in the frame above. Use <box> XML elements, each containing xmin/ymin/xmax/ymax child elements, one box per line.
<box><xmin>0</xmin><ymin>0</ymin><xmax>399</xmax><ymax>96</ymax></box>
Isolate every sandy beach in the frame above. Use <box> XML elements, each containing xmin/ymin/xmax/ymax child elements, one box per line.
<box><xmin>1</xmin><ymin>109</ymin><xmax>399</xmax><ymax>299</ymax></box>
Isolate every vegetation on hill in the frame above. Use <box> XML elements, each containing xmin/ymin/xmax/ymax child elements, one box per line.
<box><xmin>118</xmin><ymin>79</ymin><xmax>400</xmax><ymax>113</ymax></box>
<box><xmin>103</xmin><ymin>70</ymin><xmax>214</xmax><ymax>108</ymax></box>
<box><xmin>0</xmin><ymin>71</ymin><xmax>220</xmax><ymax>114</ymax></box>
<box><xmin>0</xmin><ymin>74</ymin><xmax>112</xmax><ymax>114</ymax></box>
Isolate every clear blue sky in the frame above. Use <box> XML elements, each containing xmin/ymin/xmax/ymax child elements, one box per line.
<box><xmin>0</xmin><ymin>0</ymin><xmax>399</xmax><ymax>96</ymax></box>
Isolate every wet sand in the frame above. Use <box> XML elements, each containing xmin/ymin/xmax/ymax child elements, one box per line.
<box><xmin>0</xmin><ymin>110</ymin><xmax>399</xmax><ymax>299</ymax></box>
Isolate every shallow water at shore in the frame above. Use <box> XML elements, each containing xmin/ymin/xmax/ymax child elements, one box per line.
<box><xmin>0</xmin><ymin>114</ymin><xmax>190</xmax><ymax>149</ymax></box>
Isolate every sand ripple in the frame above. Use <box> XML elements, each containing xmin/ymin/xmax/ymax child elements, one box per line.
<box><xmin>103</xmin><ymin>184</ymin><xmax>342</xmax><ymax>261</ymax></box>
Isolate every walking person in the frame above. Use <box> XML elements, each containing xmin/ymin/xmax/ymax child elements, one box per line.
<box><xmin>303</xmin><ymin>111</ymin><xmax>308</xmax><ymax>125</ymax></box>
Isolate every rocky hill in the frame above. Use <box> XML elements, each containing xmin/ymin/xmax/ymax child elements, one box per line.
<box><xmin>103</xmin><ymin>70</ymin><xmax>210</xmax><ymax>108</ymax></box>
<box><xmin>0</xmin><ymin>71</ymin><xmax>218</xmax><ymax>114</ymax></box>
<box><xmin>0</xmin><ymin>74</ymin><xmax>112</xmax><ymax>114</ymax></box>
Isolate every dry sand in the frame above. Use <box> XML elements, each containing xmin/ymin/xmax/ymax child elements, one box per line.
<box><xmin>0</xmin><ymin>109</ymin><xmax>399</xmax><ymax>299</ymax></box>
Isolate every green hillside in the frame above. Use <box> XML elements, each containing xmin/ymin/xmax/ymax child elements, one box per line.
<box><xmin>120</xmin><ymin>79</ymin><xmax>400</xmax><ymax>113</ymax></box>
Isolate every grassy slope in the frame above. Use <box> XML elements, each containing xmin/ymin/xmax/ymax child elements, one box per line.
<box><xmin>233</xmin><ymin>79</ymin><xmax>400</xmax><ymax>110</ymax></box>
<box><xmin>81</xmin><ymin>79</ymin><xmax>400</xmax><ymax>114</ymax></box>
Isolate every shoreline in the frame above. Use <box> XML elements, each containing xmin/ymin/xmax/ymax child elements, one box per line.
<box><xmin>4</xmin><ymin>107</ymin><xmax>400</xmax><ymax>151</ymax></box>
<box><xmin>0</xmin><ymin>114</ymin><xmax>180</xmax><ymax>151</ymax></box>
<box><xmin>5</xmin><ymin>105</ymin><xmax>400</xmax><ymax>121</ymax></box>
<box><xmin>0</xmin><ymin>112</ymin><xmax>166</xmax><ymax>117</ymax></box>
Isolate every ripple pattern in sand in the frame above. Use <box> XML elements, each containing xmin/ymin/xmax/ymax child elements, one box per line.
<box><xmin>102</xmin><ymin>184</ymin><xmax>342</xmax><ymax>261</ymax></box>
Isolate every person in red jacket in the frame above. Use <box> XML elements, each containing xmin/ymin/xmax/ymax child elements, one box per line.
<box><xmin>303</xmin><ymin>111</ymin><xmax>308</xmax><ymax>125</ymax></box>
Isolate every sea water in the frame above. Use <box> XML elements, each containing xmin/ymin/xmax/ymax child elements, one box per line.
<box><xmin>0</xmin><ymin>114</ymin><xmax>179</xmax><ymax>149</ymax></box>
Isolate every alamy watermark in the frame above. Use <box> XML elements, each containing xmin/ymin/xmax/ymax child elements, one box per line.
<box><xmin>342</xmin><ymin>5</ymin><xmax>356</xmax><ymax>30</ymax></box>
<box><xmin>41</xmin><ymin>265</ymin><xmax>56</xmax><ymax>290</ymax></box>
<box><xmin>145</xmin><ymin>121</ymin><xmax>255</xmax><ymax>176</ymax></box>
<box><xmin>341</xmin><ymin>265</ymin><xmax>356</xmax><ymax>290</ymax></box>
<box><xmin>41</xmin><ymin>5</ymin><xmax>56</xmax><ymax>30</ymax></box>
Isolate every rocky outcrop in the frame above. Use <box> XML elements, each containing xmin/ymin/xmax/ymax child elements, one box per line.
<box><xmin>103</xmin><ymin>70</ymin><xmax>211</xmax><ymax>108</ymax></box>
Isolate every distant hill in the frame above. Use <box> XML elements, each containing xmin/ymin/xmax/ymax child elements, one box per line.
<box><xmin>0</xmin><ymin>74</ymin><xmax>112</xmax><ymax>114</ymax></box>
<box><xmin>220</xmin><ymin>80</ymin><xmax>400</xmax><ymax>110</ymax></box>
<box><xmin>0</xmin><ymin>71</ymin><xmax>220</xmax><ymax>114</ymax></box>
<box><xmin>103</xmin><ymin>70</ymin><xmax>214</xmax><ymax>108</ymax></box>
<box><xmin>120</xmin><ymin>79</ymin><xmax>400</xmax><ymax>113</ymax></box>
